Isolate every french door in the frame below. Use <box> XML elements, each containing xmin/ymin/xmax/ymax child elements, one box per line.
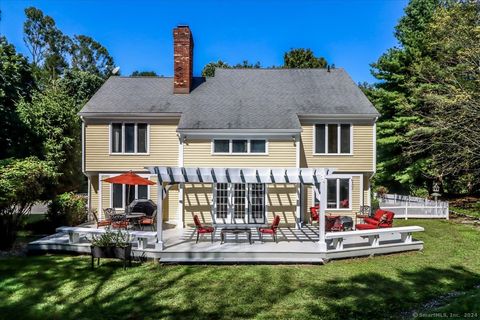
<box><xmin>213</xmin><ymin>183</ymin><xmax>266</xmax><ymax>224</ymax></box>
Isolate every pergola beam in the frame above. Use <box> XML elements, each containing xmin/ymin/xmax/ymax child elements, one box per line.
<box><xmin>147</xmin><ymin>166</ymin><xmax>335</xmax><ymax>252</ymax></box>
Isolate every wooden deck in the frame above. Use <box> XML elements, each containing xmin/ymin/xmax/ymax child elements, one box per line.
<box><xmin>28</xmin><ymin>224</ymin><xmax>424</xmax><ymax>264</ymax></box>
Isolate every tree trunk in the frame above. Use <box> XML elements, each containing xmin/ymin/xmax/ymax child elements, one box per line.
<box><xmin>0</xmin><ymin>216</ymin><xmax>19</xmax><ymax>251</ymax></box>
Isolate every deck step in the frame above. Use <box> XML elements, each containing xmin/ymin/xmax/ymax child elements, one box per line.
<box><xmin>159</xmin><ymin>257</ymin><xmax>325</xmax><ymax>264</ymax></box>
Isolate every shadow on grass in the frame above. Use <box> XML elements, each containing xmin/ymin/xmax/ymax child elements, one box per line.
<box><xmin>0</xmin><ymin>255</ymin><xmax>479</xmax><ymax>320</ymax></box>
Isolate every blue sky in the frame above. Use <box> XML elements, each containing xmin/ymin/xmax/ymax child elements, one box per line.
<box><xmin>1</xmin><ymin>0</ymin><xmax>408</xmax><ymax>83</ymax></box>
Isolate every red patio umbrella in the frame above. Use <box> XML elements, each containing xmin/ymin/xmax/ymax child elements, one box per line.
<box><xmin>103</xmin><ymin>171</ymin><xmax>156</xmax><ymax>211</ymax></box>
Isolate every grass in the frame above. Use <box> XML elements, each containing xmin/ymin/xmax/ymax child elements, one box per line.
<box><xmin>1</xmin><ymin>220</ymin><xmax>479</xmax><ymax>320</ymax></box>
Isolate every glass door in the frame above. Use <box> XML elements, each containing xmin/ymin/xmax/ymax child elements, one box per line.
<box><xmin>249</xmin><ymin>183</ymin><xmax>266</xmax><ymax>224</ymax></box>
<box><xmin>213</xmin><ymin>183</ymin><xmax>266</xmax><ymax>224</ymax></box>
<box><xmin>232</xmin><ymin>184</ymin><xmax>247</xmax><ymax>223</ymax></box>
<box><xmin>213</xmin><ymin>183</ymin><xmax>229</xmax><ymax>224</ymax></box>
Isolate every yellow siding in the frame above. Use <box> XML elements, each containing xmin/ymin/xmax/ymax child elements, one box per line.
<box><xmin>89</xmin><ymin>175</ymin><xmax>99</xmax><ymax>217</ymax></box>
<box><xmin>300</xmin><ymin>122</ymin><xmax>374</xmax><ymax>172</ymax></box>
<box><xmin>184</xmin><ymin>183</ymin><xmax>213</xmax><ymax>225</ymax></box>
<box><xmin>101</xmin><ymin>177</ymin><xmax>110</xmax><ymax>219</ymax></box>
<box><xmin>363</xmin><ymin>175</ymin><xmax>371</xmax><ymax>207</ymax></box>
<box><xmin>183</xmin><ymin>139</ymin><xmax>296</xmax><ymax>167</ymax></box>
<box><xmin>85</xmin><ymin>120</ymin><xmax>179</xmax><ymax>172</ymax></box>
<box><xmin>267</xmin><ymin>184</ymin><xmax>296</xmax><ymax>226</ymax></box>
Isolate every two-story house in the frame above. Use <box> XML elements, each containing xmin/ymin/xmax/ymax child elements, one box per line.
<box><xmin>79</xmin><ymin>25</ymin><xmax>379</xmax><ymax>231</ymax></box>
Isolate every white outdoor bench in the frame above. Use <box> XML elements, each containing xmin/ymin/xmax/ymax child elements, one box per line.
<box><xmin>325</xmin><ymin>226</ymin><xmax>424</xmax><ymax>251</ymax></box>
<box><xmin>55</xmin><ymin>227</ymin><xmax>157</xmax><ymax>249</ymax></box>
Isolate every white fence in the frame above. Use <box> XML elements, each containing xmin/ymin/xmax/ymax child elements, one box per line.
<box><xmin>378</xmin><ymin>193</ymin><xmax>449</xmax><ymax>219</ymax></box>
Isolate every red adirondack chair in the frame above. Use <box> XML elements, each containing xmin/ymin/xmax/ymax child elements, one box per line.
<box><xmin>193</xmin><ymin>215</ymin><xmax>215</xmax><ymax>243</ymax></box>
<box><xmin>259</xmin><ymin>215</ymin><xmax>281</xmax><ymax>243</ymax></box>
<box><xmin>309</xmin><ymin>205</ymin><xmax>320</xmax><ymax>224</ymax></box>
<box><xmin>356</xmin><ymin>209</ymin><xmax>395</xmax><ymax>230</ymax></box>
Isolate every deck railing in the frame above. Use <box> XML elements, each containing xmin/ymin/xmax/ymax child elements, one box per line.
<box><xmin>378</xmin><ymin>193</ymin><xmax>449</xmax><ymax>220</ymax></box>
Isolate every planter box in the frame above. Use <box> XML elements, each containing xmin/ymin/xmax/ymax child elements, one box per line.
<box><xmin>91</xmin><ymin>244</ymin><xmax>132</xmax><ymax>269</ymax></box>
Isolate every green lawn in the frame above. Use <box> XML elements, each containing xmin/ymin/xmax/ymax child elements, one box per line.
<box><xmin>1</xmin><ymin>220</ymin><xmax>479</xmax><ymax>320</ymax></box>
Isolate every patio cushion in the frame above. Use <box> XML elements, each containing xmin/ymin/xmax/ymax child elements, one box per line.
<box><xmin>97</xmin><ymin>219</ymin><xmax>111</xmax><ymax>227</ymax></box>
<box><xmin>259</xmin><ymin>228</ymin><xmax>275</xmax><ymax>234</ymax></box>
<box><xmin>139</xmin><ymin>218</ymin><xmax>154</xmax><ymax>225</ymax></box>
<box><xmin>364</xmin><ymin>217</ymin><xmax>379</xmax><ymax>225</ymax></box>
<box><xmin>111</xmin><ymin>221</ymin><xmax>129</xmax><ymax>229</ymax></box>
<box><xmin>197</xmin><ymin>226</ymin><xmax>214</xmax><ymax>233</ymax></box>
<box><xmin>355</xmin><ymin>223</ymin><xmax>378</xmax><ymax>230</ymax></box>
<box><xmin>373</xmin><ymin>209</ymin><xmax>387</xmax><ymax>221</ymax></box>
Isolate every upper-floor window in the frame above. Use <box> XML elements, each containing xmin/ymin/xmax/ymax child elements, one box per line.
<box><xmin>314</xmin><ymin>124</ymin><xmax>351</xmax><ymax>154</ymax></box>
<box><xmin>111</xmin><ymin>123</ymin><xmax>148</xmax><ymax>154</ymax></box>
<box><xmin>212</xmin><ymin>139</ymin><xmax>267</xmax><ymax>155</ymax></box>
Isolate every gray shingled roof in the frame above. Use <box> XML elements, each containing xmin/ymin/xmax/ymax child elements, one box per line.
<box><xmin>79</xmin><ymin>68</ymin><xmax>379</xmax><ymax>130</ymax></box>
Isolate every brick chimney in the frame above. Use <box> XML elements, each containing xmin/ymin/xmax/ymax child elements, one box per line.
<box><xmin>173</xmin><ymin>25</ymin><xmax>194</xmax><ymax>94</ymax></box>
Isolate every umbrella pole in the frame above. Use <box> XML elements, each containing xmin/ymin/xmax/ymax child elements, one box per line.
<box><xmin>126</xmin><ymin>185</ymin><xmax>131</xmax><ymax>214</ymax></box>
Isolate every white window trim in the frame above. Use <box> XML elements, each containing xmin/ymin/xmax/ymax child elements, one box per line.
<box><xmin>109</xmin><ymin>122</ymin><xmax>150</xmax><ymax>155</ymax></box>
<box><xmin>312</xmin><ymin>174</ymin><xmax>354</xmax><ymax>211</ymax></box>
<box><xmin>312</xmin><ymin>123</ymin><xmax>353</xmax><ymax>156</ymax></box>
<box><xmin>107</xmin><ymin>173</ymin><xmax>153</xmax><ymax>211</ymax></box>
<box><xmin>212</xmin><ymin>183</ymin><xmax>267</xmax><ymax>224</ymax></box>
<box><xmin>211</xmin><ymin>139</ymin><xmax>269</xmax><ymax>155</ymax></box>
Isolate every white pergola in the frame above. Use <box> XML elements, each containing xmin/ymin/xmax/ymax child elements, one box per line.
<box><xmin>146</xmin><ymin>166</ymin><xmax>335</xmax><ymax>251</ymax></box>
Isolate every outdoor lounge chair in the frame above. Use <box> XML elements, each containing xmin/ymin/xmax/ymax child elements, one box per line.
<box><xmin>356</xmin><ymin>209</ymin><xmax>395</xmax><ymax>230</ymax></box>
<box><xmin>259</xmin><ymin>215</ymin><xmax>281</xmax><ymax>243</ymax></box>
<box><xmin>193</xmin><ymin>215</ymin><xmax>215</xmax><ymax>243</ymax></box>
<box><xmin>138</xmin><ymin>210</ymin><xmax>157</xmax><ymax>231</ymax></box>
<box><xmin>309</xmin><ymin>205</ymin><xmax>319</xmax><ymax>224</ymax></box>
<box><xmin>92</xmin><ymin>208</ymin><xmax>114</xmax><ymax>228</ymax></box>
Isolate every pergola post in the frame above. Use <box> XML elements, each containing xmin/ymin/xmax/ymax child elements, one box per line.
<box><xmin>318</xmin><ymin>177</ymin><xmax>327</xmax><ymax>251</ymax></box>
<box><xmin>295</xmin><ymin>184</ymin><xmax>302</xmax><ymax>229</ymax></box>
<box><xmin>156</xmin><ymin>184</ymin><xmax>164</xmax><ymax>250</ymax></box>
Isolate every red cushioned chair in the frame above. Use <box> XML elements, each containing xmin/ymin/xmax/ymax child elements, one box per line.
<box><xmin>259</xmin><ymin>215</ymin><xmax>281</xmax><ymax>243</ymax></box>
<box><xmin>91</xmin><ymin>208</ymin><xmax>113</xmax><ymax>228</ymax></box>
<box><xmin>356</xmin><ymin>210</ymin><xmax>395</xmax><ymax>230</ymax></box>
<box><xmin>193</xmin><ymin>214</ymin><xmax>215</xmax><ymax>243</ymax></box>
<box><xmin>139</xmin><ymin>210</ymin><xmax>157</xmax><ymax>231</ymax></box>
<box><xmin>309</xmin><ymin>205</ymin><xmax>319</xmax><ymax>224</ymax></box>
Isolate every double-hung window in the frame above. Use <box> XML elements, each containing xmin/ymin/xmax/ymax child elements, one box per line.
<box><xmin>314</xmin><ymin>124</ymin><xmax>351</xmax><ymax>154</ymax></box>
<box><xmin>112</xmin><ymin>183</ymin><xmax>149</xmax><ymax>209</ymax></box>
<box><xmin>111</xmin><ymin>123</ymin><xmax>148</xmax><ymax>154</ymax></box>
<box><xmin>314</xmin><ymin>178</ymin><xmax>351</xmax><ymax>210</ymax></box>
<box><xmin>212</xmin><ymin>139</ymin><xmax>267</xmax><ymax>154</ymax></box>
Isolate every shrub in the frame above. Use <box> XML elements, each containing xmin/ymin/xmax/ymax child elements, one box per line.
<box><xmin>46</xmin><ymin>192</ymin><xmax>87</xmax><ymax>228</ymax></box>
<box><xmin>91</xmin><ymin>229</ymin><xmax>132</xmax><ymax>248</ymax></box>
<box><xmin>375</xmin><ymin>186</ymin><xmax>389</xmax><ymax>197</ymax></box>
<box><xmin>371</xmin><ymin>197</ymin><xmax>380</xmax><ymax>212</ymax></box>
<box><xmin>412</xmin><ymin>187</ymin><xmax>429</xmax><ymax>199</ymax></box>
<box><xmin>0</xmin><ymin>157</ymin><xmax>56</xmax><ymax>250</ymax></box>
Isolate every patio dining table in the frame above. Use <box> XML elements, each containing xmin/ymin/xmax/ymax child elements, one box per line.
<box><xmin>125</xmin><ymin>213</ymin><xmax>146</xmax><ymax>229</ymax></box>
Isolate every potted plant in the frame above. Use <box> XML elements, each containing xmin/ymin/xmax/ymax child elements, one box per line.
<box><xmin>91</xmin><ymin>229</ymin><xmax>133</xmax><ymax>269</ymax></box>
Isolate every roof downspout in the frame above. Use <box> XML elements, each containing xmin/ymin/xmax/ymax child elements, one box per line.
<box><xmin>81</xmin><ymin>116</ymin><xmax>86</xmax><ymax>175</ymax></box>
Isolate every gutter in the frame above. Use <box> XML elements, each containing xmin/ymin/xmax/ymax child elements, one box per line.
<box><xmin>79</xmin><ymin>112</ymin><xmax>183</xmax><ymax>119</ymax></box>
<box><xmin>177</xmin><ymin>128</ymin><xmax>302</xmax><ymax>137</ymax></box>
